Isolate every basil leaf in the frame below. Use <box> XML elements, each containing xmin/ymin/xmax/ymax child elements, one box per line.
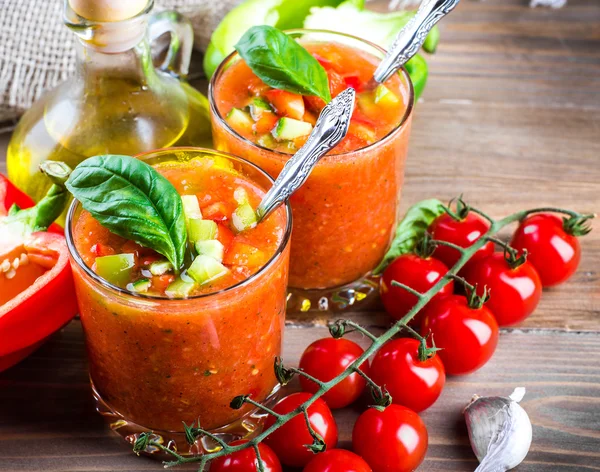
<box><xmin>373</xmin><ymin>199</ymin><xmax>446</xmax><ymax>275</ymax></box>
<box><xmin>234</xmin><ymin>25</ymin><xmax>331</xmax><ymax>103</ymax></box>
<box><xmin>66</xmin><ymin>155</ymin><xmax>187</xmax><ymax>271</ymax></box>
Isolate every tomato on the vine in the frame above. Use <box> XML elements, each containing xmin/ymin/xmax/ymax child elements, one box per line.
<box><xmin>511</xmin><ymin>213</ymin><xmax>583</xmax><ymax>287</ymax></box>
<box><xmin>464</xmin><ymin>252</ymin><xmax>542</xmax><ymax>326</ymax></box>
<box><xmin>303</xmin><ymin>449</ymin><xmax>372</xmax><ymax>472</ymax></box>
<box><xmin>380</xmin><ymin>253</ymin><xmax>453</xmax><ymax>324</ymax></box>
<box><xmin>299</xmin><ymin>338</ymin><xmax>369</xmax><ymax>409</ymax></box>
<box><xmin>352</xmin><ymin>404</ymin><xmax>428</xmax><ymax>472</ymax></box>
<box><xmin>420</xmin><ymin>294</ymin><xmax>499</xmax><ymax>375</ymax></box>
<box><xmin>210</xmin><ymin>440</ymin><xmax>281</xmax><ymax>472</ymax></box>
<box><xmin>370</xmin><ymin>338</ymin><xmax>445</xmax><ymax>412</ymax></box>
<box><xmin>264</xmin><ymin>392</ymin><xmax>338</xmax><ymax>467</ymax></box>
<box><xmin>430</xmin><ymin>211</ymin><xmax>494</xmax><ymax>270</ymax></box>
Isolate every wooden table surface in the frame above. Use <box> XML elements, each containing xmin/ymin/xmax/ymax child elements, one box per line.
<box><xmin>1</xmin><ymin>0</ymin><xmax>599</xmax><ymax>470</ymax></box>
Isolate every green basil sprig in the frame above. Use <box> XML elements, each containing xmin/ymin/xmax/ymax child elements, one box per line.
<box><xmin>373</xmin><ymin>199</ymin><xmax>446</xmax><ymax>275</ymax></box>
<box><xmin>66</xmin><ymin>155</ymin><xmax>187</xmax><ymax>272</ymax></box>
<box><xmin>235</xmin><ymin>25</ymin><xmax>331</xmax><ymax>103</ymax></box>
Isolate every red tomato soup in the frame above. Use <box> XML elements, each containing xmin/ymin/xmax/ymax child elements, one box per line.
<box><xmin>67</xmin><ymin>149</ymin><xmax>291</xmax><ymax>432</ymax></box>
<box><xmin>210</xmin><ymin>34</ymin><xmax>413</xmax><ymax>290</ymax></box>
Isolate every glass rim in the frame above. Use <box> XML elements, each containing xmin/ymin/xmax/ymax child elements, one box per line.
<box><xmin>65</xmin><ymin>147</ymin><xmax>293</xmax><ymax>302</ymax></box>
<box><xmin>208</xmin><ymin>28</ymin><xmax>415</xmax><ymax>160</ymax></box>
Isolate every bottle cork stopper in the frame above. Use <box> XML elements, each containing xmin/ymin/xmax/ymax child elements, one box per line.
<box><xmin>69</xmin><ymin>0</ymin><xmax>149</xmax><ymax>22</ymax></box>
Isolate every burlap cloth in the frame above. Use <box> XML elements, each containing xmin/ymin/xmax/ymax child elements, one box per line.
<box><xmin>0</xmin><ymin>0</ymin><xmax>242</xmax><ymax>122</ymax></box>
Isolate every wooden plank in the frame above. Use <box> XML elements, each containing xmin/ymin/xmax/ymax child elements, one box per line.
<box><xmin>1</xmin><ymin>321</ymin><xmax>599</xmax><ymax>471</ymax></box>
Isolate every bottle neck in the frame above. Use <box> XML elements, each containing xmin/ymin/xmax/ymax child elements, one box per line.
<box><xmin>76</xmin><ymin>35</ymin><xmax>158</xmax><ymax>87</ymax></box>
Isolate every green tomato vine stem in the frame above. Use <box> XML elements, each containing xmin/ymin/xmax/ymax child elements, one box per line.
<box><xmin>135</xmin><ymin>203</ymin><xmax>593</xmax><ymax>471</ymax></box>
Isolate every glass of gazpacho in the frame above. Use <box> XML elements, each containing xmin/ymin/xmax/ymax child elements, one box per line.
<box><xmin>209</xmin><ymin>30</ymin><xmax>414</xmax><ymax>312</ymax></box>
<box><xmin>65</xmin><ymin>148</ymin><xmax>291</xmax><ymax>455</ymax></box>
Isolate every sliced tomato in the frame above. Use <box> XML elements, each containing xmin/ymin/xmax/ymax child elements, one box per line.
<box><xmin>248</xmin><ymin>80</ymin><xmax>270</xmax><ymax>97</ymax></box>
<box><xmin>266</xmin><ymin>90</ymin><xmax>305</xmax><ymax>120</ymax></box>
<box><xmin>151</xmin><ymin>274</ymin><xmax>175</xmax><ymax>292</ymax></box>
<box><xmin>328</xmin><ymin>69</ymin><xmax>347</xmax><ymax>98</ymax></box>
<box><xmin>312</xmin><ymin>53</ymin><xmax>334</xmax><ymax>70</ymax></box>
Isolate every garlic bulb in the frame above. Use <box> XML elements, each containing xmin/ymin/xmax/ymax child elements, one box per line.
<box><xmin>464</xmin><ymin>387</ymin><xmax>532</xmax><ymax>472</ymax></box>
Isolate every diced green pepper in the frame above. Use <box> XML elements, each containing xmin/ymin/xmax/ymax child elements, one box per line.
<box><xmin>181</xmin><ymin>195</ymin><xmax>202</xmax><ymax>220</ymax></box>
<box><xmin>195</xmin><ymin>240</ymin><xmax>225</xmax><ymax>262</ymax></box>
<box><xmin>272</xmin><ymin>117</ymin><xmax>312</xmax><ymax>141</ymax></box>
<box><xmin>232</xmin><ymin>202</ymin><xmax>258</xmax><ymax>232</ymax></box>
<box><xmin>128</xmin><ymin>278</ymin><xmax>151</xmax><ymax>293</ymax></box>
<box><xmin>188</xmin><ymin>218</ymin><xmax>217</xmax><ymax>243</ymax></box>
<box><xmin>165</xmin><ymin>276</ymin><xmax>196</xmax><ymax>298</ymax></box>
<box><xmin>149</xmin><ymin>260</ymin><xmax>172</xmax><ymax>276</ymax></box>
<box><xmin>95</xmin><ymin>253</ymin><xmax>136</xmax><ymax>287</ymax></box>
<box><xmin>374</xmin><ymin>84</ymin><xmax>400</xmax><ymax>106</ymax></box>
<box><xmin>188</xmin><ymin>255</ymin><xmax>229</xmax><ymax>285</ymax></box>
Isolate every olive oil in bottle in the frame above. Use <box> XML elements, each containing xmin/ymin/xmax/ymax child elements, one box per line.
<box><xmin>7</xmin><ymin>1</ymin><xmax>212</xmax><ymax>220</ymax></box>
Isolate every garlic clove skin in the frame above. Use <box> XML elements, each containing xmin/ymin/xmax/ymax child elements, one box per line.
<box><xmin>464</xmin><ymin>388</ymin><xmax>532</xmax><ymax>472</ymax></box>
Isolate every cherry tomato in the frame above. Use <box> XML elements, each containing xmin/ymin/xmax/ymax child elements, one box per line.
<box><xmin>370</xmin><ymin>338</ymin><xmax>445</xmax><ymax>412</ymax></box>
<box><xmin>380</xmin><ymin>254</ymin><xmax>453</xmax><ymax>324</ymax></box>
<box><xmin>464</xmin><ymin>253</ymin><xmax>542</xmax><ymax>326</ymax></box>
<box><xmin>303</xmin><ymin>449</ymin><xmax>372</xmax><ymax>472</ymax></box>
<box><xmin>299</xmin><ymin>338</ymin><xmax>369</xmax><ymax>409</ymax></box>
<box><xmin>210</xmin><ymin>440</ymin><xmax>281</xmax><ymax>472</ymax></box>
<box><xmin>511</xmin><ymin>213</ymin><xmax>582</xmax><ymax>287</ymax></box>
<box><xmin>430</xmin><ymin>212</ymin><xmax>494</xmax><ymax>270</ymax></box>
<box><xmin>421</xmin><ymin>295</ymin><xmax>499</xmax><ymax>375</ymax></box>
<box><xmin>352</xmin><ymin>405</ymin><xmax>428</xmax><ymax>472</ymax></box>
<box><xmin>265</xmin><ymin>392</ymin><xmax>338</xmax><ymax>467</ymax></box>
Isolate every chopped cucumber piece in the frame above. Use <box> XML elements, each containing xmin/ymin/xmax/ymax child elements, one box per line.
<box><xmin>257</xmin><ymin>133</ymin><xmax>276</xmax><ymax>149</ymax></box>
<box><xmin>95</xmin><ymin>253</ymin><xmax>135</xmax><ymax>287</ymax></box>
<box><xmin>232</xmin><ymin>202</ymin><xmax>258</xmax><ymax>232</ymax></box>
<box><xmin>272</xmin><ymin>117</ymin><xmax>312</xmax><ymax>141</ymax></box>
<box><xmin>149</xmin><ymin>260</ymin><xmax>172</xmax><ymax>276</ymax></box>
<box><xmin>233</xmin><ymin>187</ymin><xmax>249</xmax><ymax>205</ymax></box>
<box><xmin>128</xmin><ymin>278</ymin><xmax>151</xmax><ymax>293</ymax></box>
<box><xmin>374</xmin><ymin>84</ymin><xmax>400</xmax><ymax>106</ymax></box>
<box><xmin>226</xmin><ymin>107</ymin><xmax>254</xmax><ymax>132</ymax></box>
<box><xmin>195</xmin><ymin>240</ymin><xmax>225</xmax><ymax>262</ymax></box>
<box><xmin>249</xmin><ymin>97</ymin><xmax>272</xmax><ymax>121</ymax></box>
<box><xmin>165</xmin><ymin>277</ymin><xmax>196</xmax><ymax>298</ymax></box>
<box><xmin>189</xmin><ymin>218</ymin><xmax>217</xmax><ymax>243</ymax></box>
<box><xmin>188</xmin><ymin>255</ymin><xmax>229</xmax><ymax>285</ymax></box>
<box><xmin>181</xmin><ymin>195</ymin><xmax>202</xmax><ymax>220</ymax></box>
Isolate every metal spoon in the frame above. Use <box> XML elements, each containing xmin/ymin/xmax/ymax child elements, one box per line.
<box><xmin>373</xmin><ymin>0</ymin><xmax>461</xmax><ymax>84</ymax></box>
<box><xmin>256</xmin><ymin>87</ymin><xmax>356</xmax><ymax>222</ymax></box>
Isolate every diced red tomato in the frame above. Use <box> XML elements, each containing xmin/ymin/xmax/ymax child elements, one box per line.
<box><xmin>248</xmin><ymin>80</ymin><xmax>270</xmax><ymax>97</ymax></box>
<box><xmin>140</xmin><ymin>253</ymin><xmax>162</xmax><ymax>266</ymax></box>
<box><xmin>266</xmin><ymin>90</ymin><xmax>305</xmax><ymax>120</ymax></box>
<box><xmin>312</xmin><ymin>53</ymin><xmax>334</xmax><ymax>70</ymax></box>
<box><xmin>293</xmin><ymin>135</ymin><xmax>309</xmax><ymax>149</ymax></box>
<box><xmin>91</xmin><ymin>243</ymin><xmax>115</xmax><ymax>257</ymax></box>
<box><xmin>303</xmin><ymin>110</ymin><xmax>318</xmax><ymax>126</ymax></box>
<box><xmin>328</xmin><ymin>69</ymin><xmax>347</xmax><ymax>98</ymax></box>
<box><xmin>121</xmin><ymin>240</ymin><xmax>145</xmax><ymax>257</ymax></box>
<box><xmin>203</xmin><ymin>202</ymin><xmax>234</xmax><ymax>223</ymax></box>
<box><xmin>215</xmin><ymin>223</ymin><xmax>235</xmax><ymax>250</ymax></box>
<box><xmin>254</xmin><ymin>112</ymin><xmax>279</xmax><ymax>134</ymax></box>
<box><xmin>151</xmin><ymin>274</ymin><xmax>175</xmax><ymax>292</ymax></box>
<box><xmin>343</xmin><ymin>74</ymin><xmax>362</xmax><ymax>91</ymax></box>
<box><xmin>223</xmin><ymin>241</ymin><xmax>268</xmax><ymax>268</ymax></box>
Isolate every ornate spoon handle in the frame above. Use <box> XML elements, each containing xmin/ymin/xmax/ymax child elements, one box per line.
<box><xmin>373</xmin><ymin>0</ymin><xmax>460</xmax><ymax>84</ymax></box>
<box><xmin>256</xmin><ymin>87</ymin><xmax>356</xmax><ymax>222</ymax></box>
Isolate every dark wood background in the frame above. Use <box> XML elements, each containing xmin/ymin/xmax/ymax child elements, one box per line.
<box><xmin>1</xmin><ymin>0</ymin><xmax>599</xmax><ymax>470</ymax></box>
